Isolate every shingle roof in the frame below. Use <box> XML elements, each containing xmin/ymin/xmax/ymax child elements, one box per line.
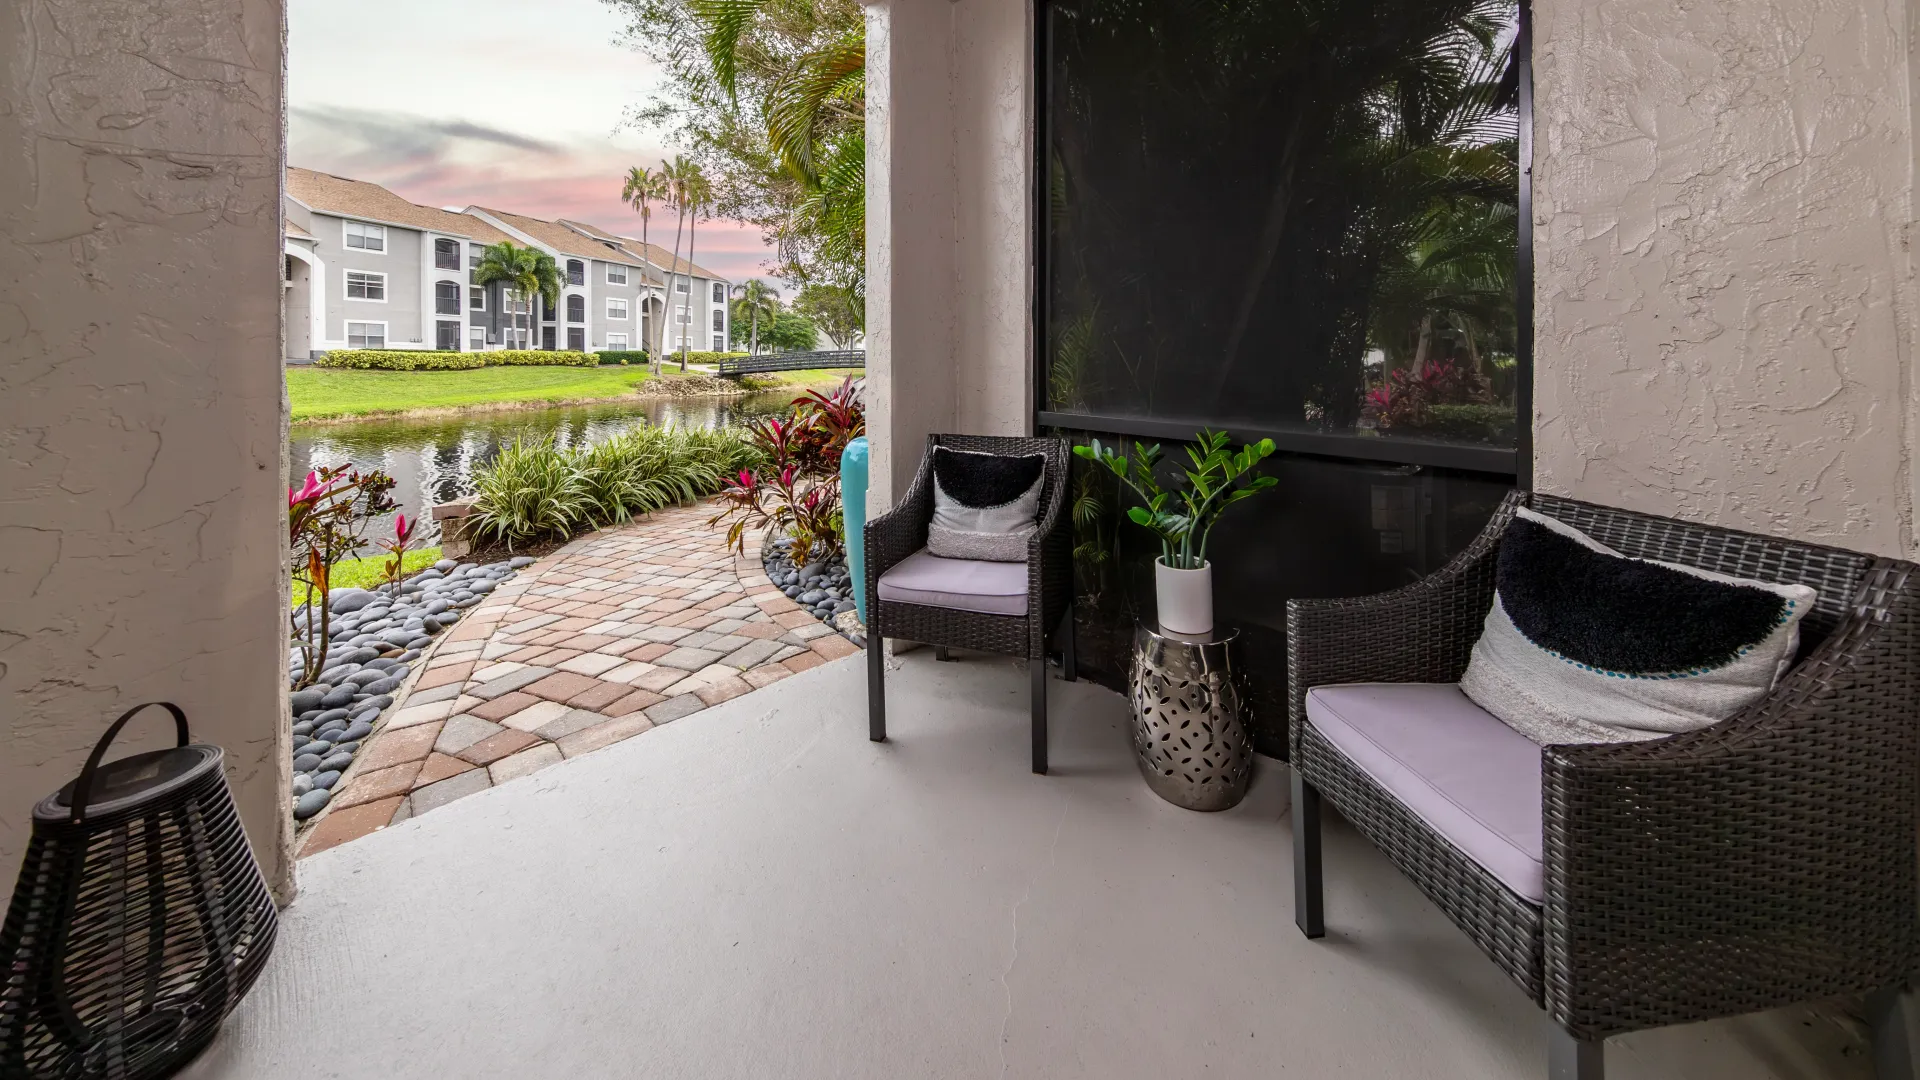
<box><xmin>284</xmin><ymin>220</ymin><xmax>314</xmax><ymax>240</ymax></box>
<box><xmin>469</xmin><ymin>208</ymin><xmax>651</xmax><ymax>269</ymax></box>
<box><xmin>287</xmin><ymin>167</ymin><xmax>516</xmax><ymax>245</ymax></box>
<box><xmin>557</xmin><ymin>219</ymin><xmax>728</xmax><ymax>283</ymax></box>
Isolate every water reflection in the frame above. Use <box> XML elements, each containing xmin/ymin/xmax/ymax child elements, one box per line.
<box><xmin>290</xmin><ymin>392</ymin><xmax>797</xmax><ymax>543</ymax></box>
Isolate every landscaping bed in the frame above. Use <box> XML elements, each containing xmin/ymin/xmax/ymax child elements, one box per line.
<box><xmin>287</xmin><ymin>555</ymin><xmax>534</xmax><ymax>822</ymax></box>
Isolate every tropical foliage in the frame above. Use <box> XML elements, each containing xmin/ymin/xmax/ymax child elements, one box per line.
<box><xmin>731</xmin><ymin>278</ymin><xmax>781</xmax><ymax>354</ymax></box>
<box><xmin>472</xmin><ymin>242</ymin><xmax>563</xmax><ymax>351</ymax></box>
<box><xmin>709</xmin><ymin>376</ymin><xmax>864</xmax><ymax>565</ymax></box>
<box><xmin>288</xmin><ymin>465</ymin><xmax>399</xmax><ymax>689</ymax></box>
<box><xmin>729</xmin><ymin>304</ymin><xmax>816</xmax><ymax>353</ymax></box>
<box><xmin>789</xmin><ymin>282</ymin><xmax>862</xmax><ymax>350</ymax></box>
<box><xmin>1074</xmin><ymin>432</ymin><xmax>1278</xmax><ymax>571</ymax></box>
<box><xmin>468</xmin><ymin>427</ymin><xmax>764</xmax><ymax>548</ymax></box>
<box><xmin>608</xmin><ymin>0</ymin><xmax>865</xmax><ymax>299</ymax></box>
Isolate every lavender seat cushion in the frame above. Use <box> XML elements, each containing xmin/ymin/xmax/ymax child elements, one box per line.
<box><xmin>877</xmin><ymin>549</ymin><xmax>1028</xmax><ymax>617</ymax></box>
<box><xmin>1305</xmin><ymin>683</ymin><xmax>1544</xmax><ymax>903</ymax></box>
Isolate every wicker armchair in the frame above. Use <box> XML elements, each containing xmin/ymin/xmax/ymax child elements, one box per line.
<box><xmin>863</xmin><ymin>435</ymin><xmax>1076</xmax><ymax>773</ymax></box>
<box><xmin>1287</xmin><ymin>490</ymin><xmax>1920</xmax><ymax>1080</ymax></box>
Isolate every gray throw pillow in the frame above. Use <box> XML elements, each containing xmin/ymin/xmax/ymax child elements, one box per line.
<box><xmin>1459</xmin><ymin>507</ymin><xmax>1817</xmax><ymax>744</ymax></box>
<box><xmin>926</xmin><ymin>447</ymin><xmax>1045</xmax><ymax>563</ymax></box>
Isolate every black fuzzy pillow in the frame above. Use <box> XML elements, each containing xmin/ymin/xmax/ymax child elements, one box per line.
<box><xmin>933</xmin><ymin>448</ymin><xmax>1044</xmax><ymax>508</ymax></box>
<box><xmin>1496</xmin><ymin>516</ymin><xmax>1790</xmax><ymax>674</ymax></box>
<box><xmin>1458</xmin><ymin>507</ymin><xmax>1817</xmax><ymax>745</ymax></box>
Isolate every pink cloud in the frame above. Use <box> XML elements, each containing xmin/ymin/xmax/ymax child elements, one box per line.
<box><xmin>291</xmin><ymin>107</ymin><xmax>783</xmax><ymax>284</ymax></box>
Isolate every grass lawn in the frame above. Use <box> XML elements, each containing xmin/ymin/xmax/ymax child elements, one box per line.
<box><xmin>292</xmin><ymin>548</ymin><xmax>442</xmax><ymax>609</ymax></box>
<box><xmin>289</xmin><ymin>366</ymin><xmax>656</xmax><ymax>422</ymax></box>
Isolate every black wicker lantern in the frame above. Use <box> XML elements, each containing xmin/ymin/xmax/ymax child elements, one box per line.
<box><xmin>0</xmin><ymin>703</ymin><xmax>278</xmax><ymax>1079</ymax></box>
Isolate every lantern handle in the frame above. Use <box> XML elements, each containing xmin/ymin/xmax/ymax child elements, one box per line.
<box><xmin>70</xmin><ymin>701</ymin><xmax>191</xmax><ymax>824</ymax></box>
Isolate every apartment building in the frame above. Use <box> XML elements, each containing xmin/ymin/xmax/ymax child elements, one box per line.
<box><xmin>284</xmin><ymin>167</ymin><xmax>729</xmax><ymax>360</ymax></box>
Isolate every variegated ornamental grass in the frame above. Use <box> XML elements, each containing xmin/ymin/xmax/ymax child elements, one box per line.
<box><xmin>470</xmin><ymin>427</ymin><xmax>764</xmax><ymax>549</ymax></box>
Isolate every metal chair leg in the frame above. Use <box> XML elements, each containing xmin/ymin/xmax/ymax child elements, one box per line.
<box><xmin>934</xmin><ymin>645</ymin><xmax>952</xmax><ymax>662</ymax></box>
<box><xmin>1869</xmin><ymin>980</ymin><xmax>1918</xmax><ymax>1080</ymax></box>
<box><xmin>1292</xmin><ymin>771</ymin><xmax>1324</xmax><ymax>939</ymax></box>
<box><xmin>867</xmin><ymin>625</ymin><xmax>886</xmax><ymax>742</ymax></box>
<box><xmin>1547</xmin><ymin>1023</ymin><xmax>1603</xmax><ymax>1080</ymax></box>
<box><xmin>1031</xmin><ymin>654</ymin><xmax>1048</xmax><ymax>775</ymax></box>
<box><xmin>1060</xmin><ymin>605</ymin><xmax>1077</xmax><ymax>683</ymax></box>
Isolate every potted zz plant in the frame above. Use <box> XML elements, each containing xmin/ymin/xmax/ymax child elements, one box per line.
<box><xmin>1074</xmin><ymin>430</ymin><xmax>1277</xmax><ymax>636</ymax></box>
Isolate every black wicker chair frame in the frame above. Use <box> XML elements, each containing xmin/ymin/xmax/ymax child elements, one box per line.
<box><xmin>864</xmin><ymin>434</ymin><xmax>1076</xmax><ymax>773</ymax></box>
<box><xmin>1288</xmin><ymin>490</ymin><xmax>1920</xmax><ymax>1080</ymax></box>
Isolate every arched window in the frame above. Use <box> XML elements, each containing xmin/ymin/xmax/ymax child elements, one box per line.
<box><xmin>566</xmin><ymin>294</ymin><xmax>585</xmax><ymax>323</ymax></box>
<box><xmin>566</xmin><ymin>259</ymin><xmax>585</xmax><ymax>286</ymax></box>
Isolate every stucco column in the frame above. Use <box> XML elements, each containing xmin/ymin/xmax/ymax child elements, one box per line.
<box><xmin>0</xmin><ymin>0</ymin><xmax>294</xmax><ymax>898</ymax></box>
<box><xmin>863</xmin><ymin>0</ymin><xmax>1035</xmax><ymax>516</ymax></box>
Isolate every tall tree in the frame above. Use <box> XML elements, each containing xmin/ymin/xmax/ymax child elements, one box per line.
<box><xmin>658</xmin><ymin>154</ymin><xmax>695</xmax><ymax>372</ymax></box>
<box><xmin>790</xmin><ymin>282</ymin><xmax>861</xmax><ymax>350</ymax></box>
<box><xmin>680</xmin><ymin>163</ymin><xmax>712</xmax><ymax>370</ymax></box>
<box><xmin>621</xmin><ymin>164</ymin><xmax>669</xmax><ymax>363</ymax></box>
<box><xmin>472</xmin><ymin>242</ymin><xmax>561</xmax><ymax>351</ymax></box>
<box><xmin>731</xmin><ymin>278</ymin><xmax>781</xmax><ymax>354</ymax></box>
<box><xmin>608</xmin><ymin>0</ymin><xmax>865</xmax><ymax>298</ymax></box>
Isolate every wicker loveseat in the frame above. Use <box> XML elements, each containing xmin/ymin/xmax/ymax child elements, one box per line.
<box><xmin>863</xmin><ymin>434</ymin><xmax>1076</xmax><ymax>773</ymax></box>
<box><xmin>1287</xmin><ymin>490</ymin><xmax>1919</xmax><ymax>1080</ymax></box>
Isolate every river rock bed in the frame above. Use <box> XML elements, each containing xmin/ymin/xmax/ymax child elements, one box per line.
<box><xmin>286</xmin><ymin>556</ymin><xmax>534</xmax><ymax>823</ymax></box>
<box><xmin>763</xmin><ymin>540</ymin><xmax>864</xmax><ymax>648</ymax></box>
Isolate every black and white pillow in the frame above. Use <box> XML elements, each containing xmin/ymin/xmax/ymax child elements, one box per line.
<box><xmin>926</xmin><ymin>447</ymin><xmax>1046</xmax><ymax>562</ymax></box>
<box><xmin>1459</xmin><ymin>507</ymin><xmax>1817</xmax><ymax>744</ymax></box>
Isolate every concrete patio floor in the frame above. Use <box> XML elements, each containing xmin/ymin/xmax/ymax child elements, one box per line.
<box><xmin>186</xmin><ymin>652</ymin><xmax>1872</xmax><ymax>1079</ymax></box>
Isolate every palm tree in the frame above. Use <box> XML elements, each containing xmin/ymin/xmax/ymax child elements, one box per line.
<box><xmin>732</xmin><ymin>279</ymin><xmax>781</xmax><ymax>355</ymax></box>
<box><xmin>657</xmin><ymin>155</ymin><xmax>695</xmax><ymax>373</ymax></box>
<box><xmin>620</xmin><ymin>164</ymin><xmax>668</xmax><ymax>365</ymax></box>
<box><xmin>679</xmin><ymin>164</ymin><xmax>712</xmax><ymax>371</ymax></box>
<box><xmin>472</xmin><ymin>241</ymin><xmax>561</xmax><ymax>351</ymax></box>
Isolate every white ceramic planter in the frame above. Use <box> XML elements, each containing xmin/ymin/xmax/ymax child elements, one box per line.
<box><xmin>1154</xmin><ymin>558</ymin><xmax>1214</xmax><ymax>636</ymax></box>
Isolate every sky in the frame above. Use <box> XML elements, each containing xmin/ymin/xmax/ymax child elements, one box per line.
<box><xmin>288</xmin><ymin>0</ymin><xmax>776</xmax><ymax>284</ymax></box>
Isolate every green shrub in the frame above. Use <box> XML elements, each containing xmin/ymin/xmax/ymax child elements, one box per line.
<box><xmin>1407</xmin><ymin>404</ymin><xmax>1518</xmax><ymax>445</ymax></box>
<box><xmin>488</xmin><ymin>350</ymin><xmax>597</xmax><ymax>368</ymax></box>
<box><xmin>469</xmin><ymin>438</ymin><xmax>591</xmax><ymax>549</ymax></box>
<box><xmin>314</xmin><ymin>349</ymin><xmax>596</xmax><ymax>371</ymax></box>
<box><xmin>594</xmin><ymin>350</ymin><xmax>651</xmax><ymax>366</ymax></box>
<box><xmin>315</xmin><ymin>350</ymin><xmax>486</xmax><ymax>371</ymax></box>
<box><xmin>468</xmin><ymin>426</ymin><xmax>765</xmax><ymax>546</ymax></box>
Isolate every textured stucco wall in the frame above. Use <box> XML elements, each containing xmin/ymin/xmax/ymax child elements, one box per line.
<box><xmin>863</xmin><ymin>0</ymin><xmax>1032</xmax><ymax>510</ymax></box>
<box><xmin>1532</xmin><ymin>0</ymin><xmax>1916</xmax><ymax>558</ymax></box>
<box><xmin>0</xmin><ymin>0</ymin><xmax>293</xmax><ymax>895</ymax></box>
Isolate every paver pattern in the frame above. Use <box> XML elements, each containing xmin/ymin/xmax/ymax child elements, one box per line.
<box><xmin>299</xmin><ymin>502</ymin><xmax>859</xmax><ymax>856</ymax></box>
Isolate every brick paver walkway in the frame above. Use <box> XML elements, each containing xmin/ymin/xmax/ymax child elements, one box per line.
<box><xmin>299</xmin><ymin>503</ymin><xmax>860</xmax><ymax>856</ymax></box>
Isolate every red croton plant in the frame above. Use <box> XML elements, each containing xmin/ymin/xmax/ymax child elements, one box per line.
<box><xmin>288</xmin><ymin>464</ymin><xmax>398</xmax><ymax>690</ymax></box>
<box><xmin>710</xmin><ymin>376</ymin><xmax>865</xmax><ymax>568</ymax></box>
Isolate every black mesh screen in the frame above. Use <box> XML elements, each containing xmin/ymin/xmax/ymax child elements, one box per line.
<box><xmin>1043</xmin><ymin>0</ymin><xmax>1522</xmax><ymax>450</ymax></box>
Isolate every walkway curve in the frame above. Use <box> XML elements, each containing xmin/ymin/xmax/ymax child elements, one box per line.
<box><xmin>298</xmin><ymin>502</ymin><xmax>860</xmax><ymax>856</ymax></box>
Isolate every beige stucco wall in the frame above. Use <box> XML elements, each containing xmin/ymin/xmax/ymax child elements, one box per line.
<box><xmin>0</xmin><ymin>0</ymin><xmax>293</xmax><ymax>896</ymax></box>
<box><xmin>864</xmin><ymin>0</ymin><xmax>1032</xmax><ymax>507</ymax></box>
<box><xmin>1532</xmin><ymin>0</ymin><xmax>1917</xmax><ymax>559</ymax></box>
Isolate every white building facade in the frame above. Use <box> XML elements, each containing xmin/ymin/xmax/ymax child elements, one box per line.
<box><xmin>283</xmin><ymin>167</ymin><xmax>729</xmax><ymax>361</ymax></box>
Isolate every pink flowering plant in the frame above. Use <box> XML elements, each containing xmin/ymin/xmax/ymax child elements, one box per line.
<box><xmin>288</xmin><ymin>464</ymin><xmax>398</xmax><ymax>689</ymax></box>
<box><xmin>377</xmin><ymin>512</ymin><xmax>418</xmax><ymax>587</ymax></box>
<box><xmin>709</xmin><ymin>377</ymin><xmax>864</xmax><ymax>567</ymax></box>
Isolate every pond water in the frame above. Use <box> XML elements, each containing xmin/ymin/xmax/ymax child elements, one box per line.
<box><xmin>291</xmin><ymin>392</ymin><xmax>799</xmax><ymax>544</ymax></box>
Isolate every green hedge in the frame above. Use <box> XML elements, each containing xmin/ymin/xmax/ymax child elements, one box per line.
<box><xmin>314</xmin><ymin>349</ymin><xmax>596</xmax><ymax>371</ymax></box>
<box><xmin>488</xmin><ymin>350</ymin><xmax>596</xmax><ymax>368</ymax></box>
<box><xmin>594</xmin><ymin>350</ymin><xmax>651</xmax><ymax>366</ymax></box>
<box><xmin>315</xmin><ymin>350</ymin><xmax>486</xmax><ymax>371</ymax></box>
